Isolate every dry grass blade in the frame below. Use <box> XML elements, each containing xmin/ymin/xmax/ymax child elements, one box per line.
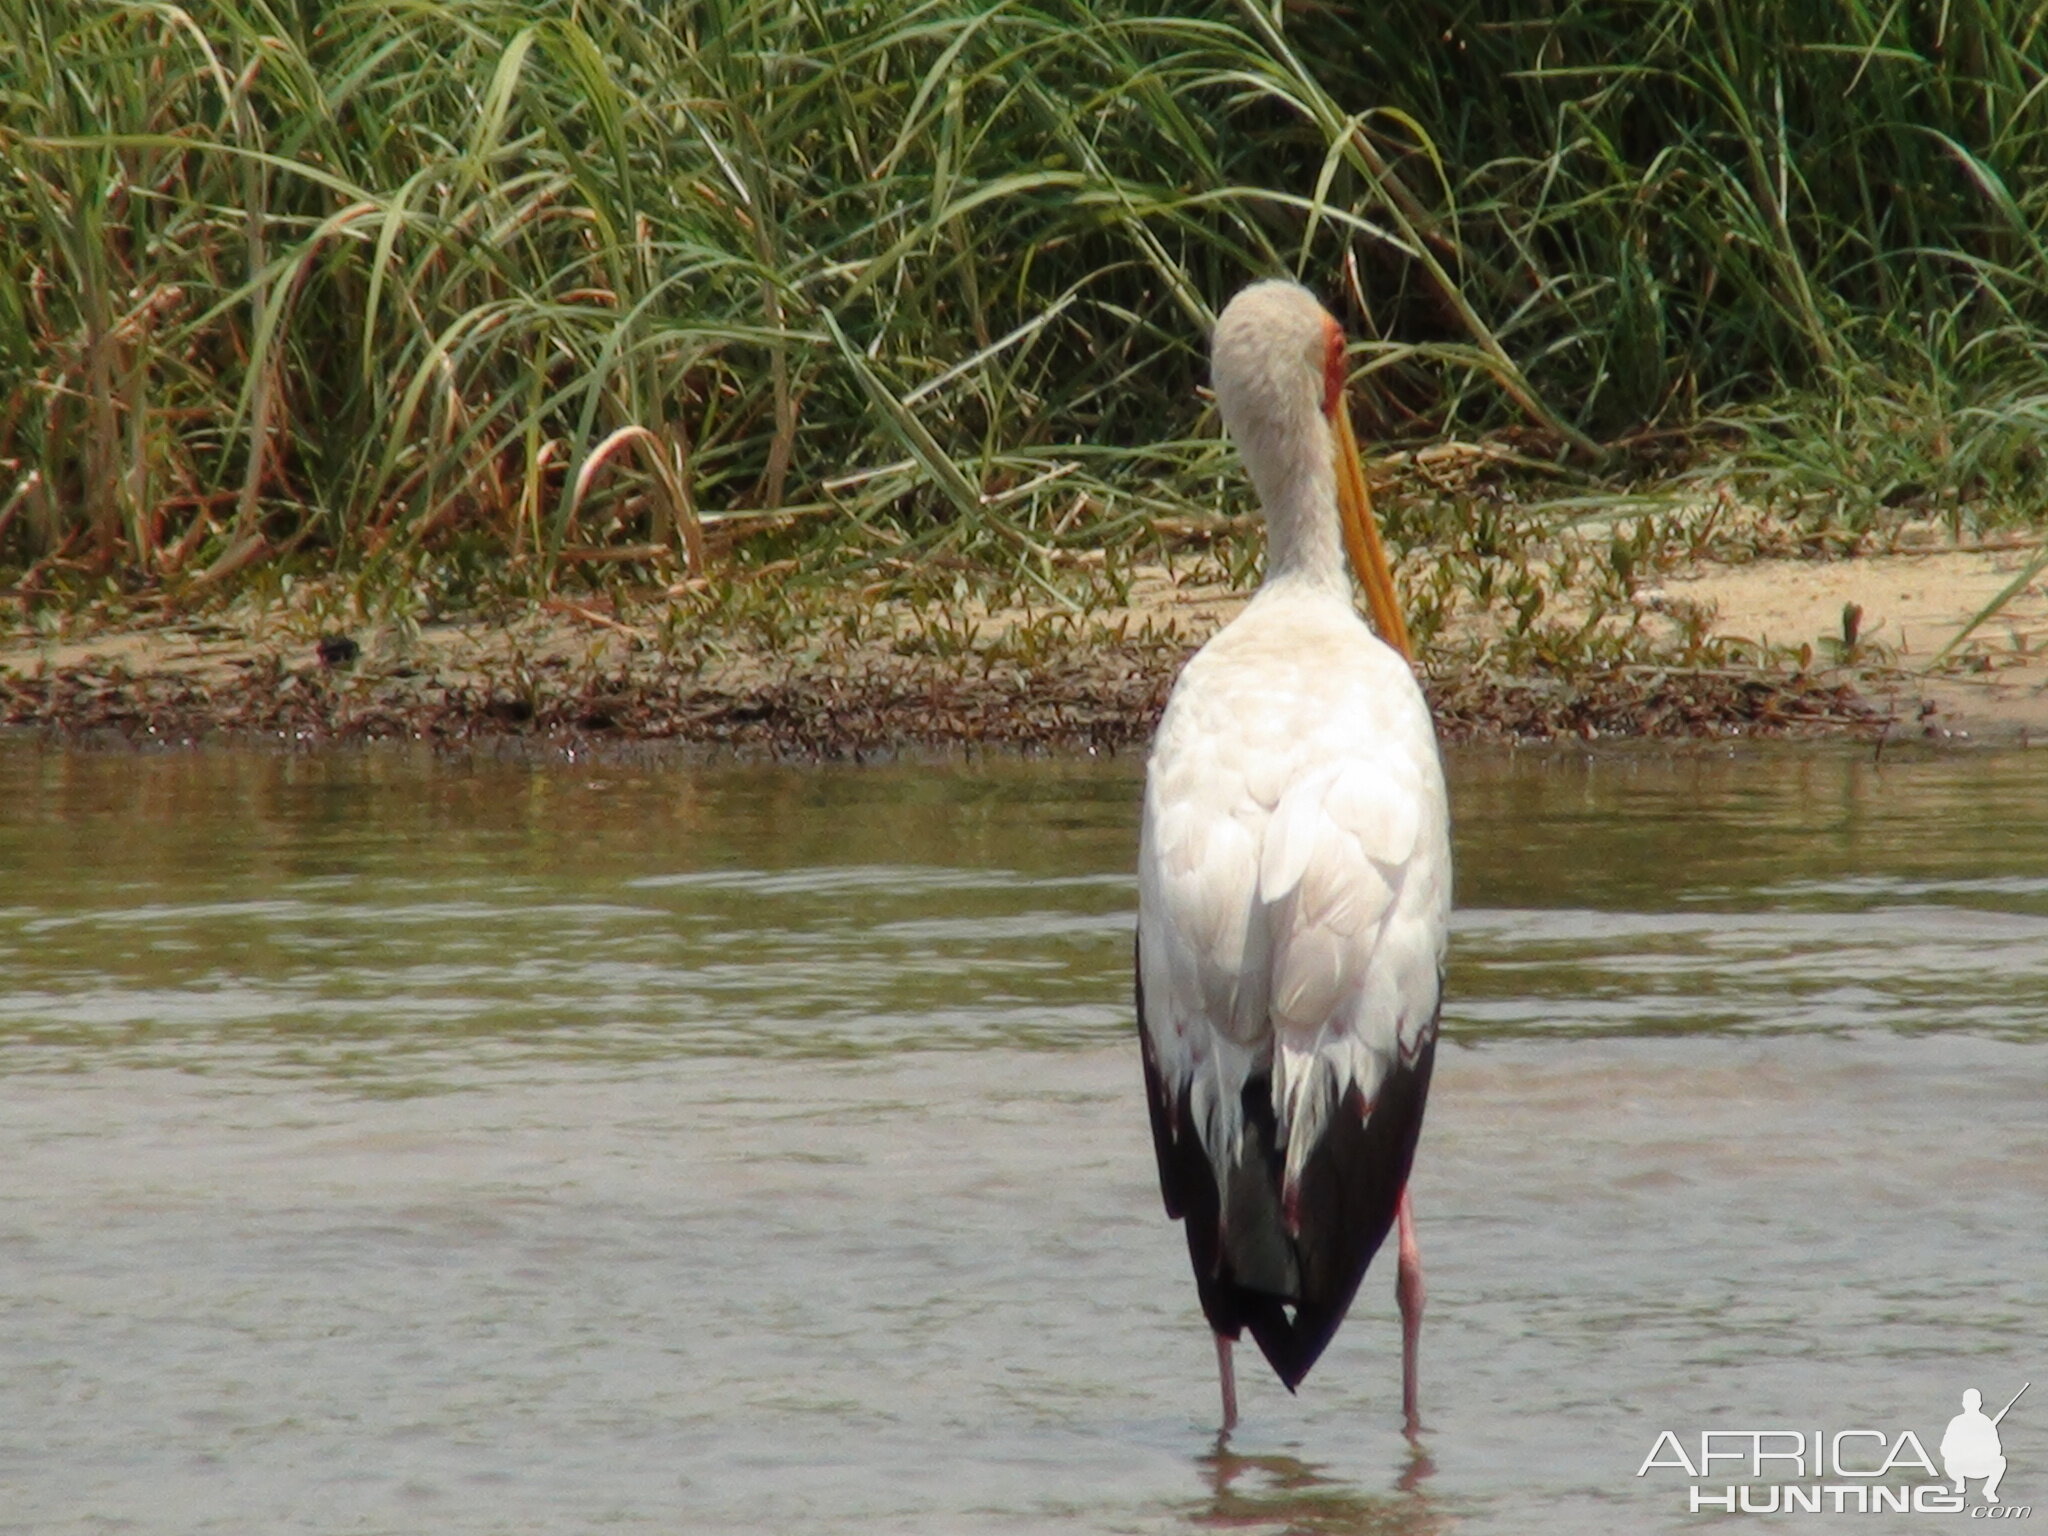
<box><xmin>570</xmin><ymin>425</ymin><xmax>706</xmax><ymax>576</ymax></box>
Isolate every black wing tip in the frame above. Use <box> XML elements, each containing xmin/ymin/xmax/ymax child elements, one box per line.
<box><xmin>1138</xmin><ymin>931</ymin><xmax>1441</xmax><ymax>1398</ymax></box>
<box><xmin>1134</xmin><ymin>938</ymin><xmax>1194</xmax><ymax>1221</ymax></box>
<box><xmin>1241</xmin><ymin>1029</ymin><xmax>1438</xmax><ymax>1392</ymax></box>
<box><xmin>1243</xmin><ymin>1294</ymin><xmax>1340</xmax><ymax>1391</ymax></box>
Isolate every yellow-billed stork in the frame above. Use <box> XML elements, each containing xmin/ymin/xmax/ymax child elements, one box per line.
<box><xmin>1136</xmin><ymin>280</ymin><xmax>1449</xmax><ymax>1433</ymax></box>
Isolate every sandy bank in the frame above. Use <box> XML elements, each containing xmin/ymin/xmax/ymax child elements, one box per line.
<box><xmin>3</xmin><ymin>544</ymin><xmax>2041</xmax><ymax>755</ymax></box>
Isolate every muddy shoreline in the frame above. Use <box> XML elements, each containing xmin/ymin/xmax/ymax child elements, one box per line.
<box><xmin>0</xmin><ymin>637</ymin><xmax>1888</xmax><ymax>759</ymax></box>
<box><xmin>10</xmin><ymin>537</ymin><xmax>2046</xmax><ymax>757</ymax></box>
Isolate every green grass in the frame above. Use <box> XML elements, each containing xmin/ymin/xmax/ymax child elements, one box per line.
<box><xmin>4</xmin><ymin>0</ymin><xmax>2047</xmax><ymax>657</ymax></box>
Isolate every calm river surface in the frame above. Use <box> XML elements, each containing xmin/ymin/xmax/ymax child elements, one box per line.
<box><xmin>1</xmin><ymin>742</ymin><xmax>2043</xmax><ymax>1534</ymax></box>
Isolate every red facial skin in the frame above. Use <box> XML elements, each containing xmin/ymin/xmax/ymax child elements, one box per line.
<box><xmin>1321</xmin><ymin>316</ymin><xmax>1346</xmax><ymax>418</ymax></box>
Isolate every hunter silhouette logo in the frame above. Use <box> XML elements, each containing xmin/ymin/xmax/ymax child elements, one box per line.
<box><xmin>1943</xmin><ymin>1384</ymin><xmax>2027</xmax><ymax>1506</ymax></box>
<box><xmin>1638</xmin><ymin>1381</ymin><xmax>2032</xmax><ymax>1515</ymax></box>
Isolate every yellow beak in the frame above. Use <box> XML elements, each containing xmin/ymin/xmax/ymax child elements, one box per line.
<box><xmin>1330</xmin><ymin>395</ymin><xmax>1412</xmax><ymax>662</ymax></box>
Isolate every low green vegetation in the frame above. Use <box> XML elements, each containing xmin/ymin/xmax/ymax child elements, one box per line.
<box><xmin>5</xmin><ymin>0</ymin><xmax>2046</xmax><ymax>671</ymax></box>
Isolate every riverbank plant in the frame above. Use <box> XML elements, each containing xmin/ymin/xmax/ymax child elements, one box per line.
<box><xmin>5</xmin><ymin>0</ymin><xmax>2046</xmax><ymax>656</ymax></box>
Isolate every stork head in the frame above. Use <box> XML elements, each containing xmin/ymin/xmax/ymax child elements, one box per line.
<box><xmin>1211</xmin><ymin>280</ymin><xmax>1412</xmax><ymax>659</ymax></box>
<box><xmin>1211</xmin><ymin>280</ymin><xmax>1344</xmax><ymax>457</ymax></box>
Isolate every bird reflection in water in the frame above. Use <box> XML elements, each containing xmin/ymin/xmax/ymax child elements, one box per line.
<box><xmin>1187</xmin><ymin>1436</ymin><xmax>1443</xmax><ymax>1535</ymax></box>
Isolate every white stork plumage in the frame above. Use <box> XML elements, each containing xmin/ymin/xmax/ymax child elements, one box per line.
<box><xmin>1136</xmin><ymin>280</ymin><xmax>1450</xmax><ymax>1433</ymax></box>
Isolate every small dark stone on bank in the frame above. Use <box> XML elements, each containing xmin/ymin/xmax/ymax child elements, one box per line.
<box><xmin>484</xmin><ymin>696</ymin><xmax>535</xmax><ymax>724</ymax></box>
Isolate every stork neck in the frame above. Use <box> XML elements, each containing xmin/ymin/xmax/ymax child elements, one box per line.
<box><xmin>1252</xmin><ymin>430</ymin><xmax>1349</xmax><ymax>595</ymax></box>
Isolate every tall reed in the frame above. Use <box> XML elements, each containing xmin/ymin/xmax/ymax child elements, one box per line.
<box><xmin>4</xmin><ymin>0</ymin><xmax>2044</xmax><ymax>602</ymax></box>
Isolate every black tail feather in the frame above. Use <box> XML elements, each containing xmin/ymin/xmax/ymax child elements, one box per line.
<box><xmin>1138</xmin><ymin>937</ymin><xmax>1437</xmax><ymax>1393</ymax></box>
<box><xmin>1253</xmin><ymin>1034</ymin><xmax>1434</xmax><ymax>1389</ymax></box>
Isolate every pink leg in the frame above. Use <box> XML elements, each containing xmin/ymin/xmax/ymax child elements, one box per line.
<box><xmin>1395</xmin><ymin>1188</ymin><xmax>1425</xmax><ymax>1434</ymax></box>
<box><xmin>1214</xmin><ymin>1332</ymin><xmax>1239</xmax><ymax>1433</ymax></box>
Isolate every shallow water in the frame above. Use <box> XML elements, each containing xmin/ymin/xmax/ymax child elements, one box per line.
<box><xmin>1</xmin><ymin>742</ymin><xmax>2043</xmax><ymax>1533</ymax></box>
